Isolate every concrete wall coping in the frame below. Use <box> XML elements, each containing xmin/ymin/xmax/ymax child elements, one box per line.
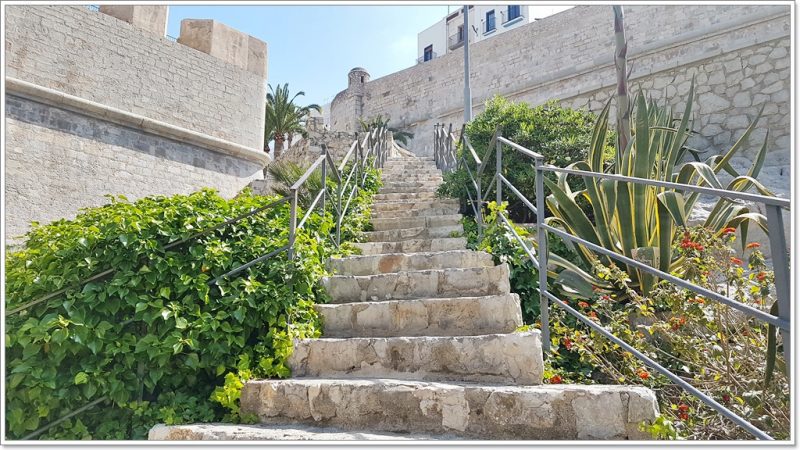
<box><xmin>5</xmin><ymin>77</ymin><xmax>269</xmax><ymax>166</ymax></box>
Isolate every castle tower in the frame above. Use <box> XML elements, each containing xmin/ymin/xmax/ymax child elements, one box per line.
<box><xmin>348</xmin><ymin>67</ymin><xmax>370</xmax><ymax>130</ymax></box>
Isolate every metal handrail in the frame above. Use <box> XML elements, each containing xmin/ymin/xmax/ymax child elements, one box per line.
<box><xmin>434</xmin><ymin>125</ymin><xmax>791</xmax><ymax>440</ymax></box>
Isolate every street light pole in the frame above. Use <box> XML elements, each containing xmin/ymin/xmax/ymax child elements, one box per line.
<box><xmin>463</xmin><ymin>4</ymin><xmax>472</xmax><ymax>122</ymax></box>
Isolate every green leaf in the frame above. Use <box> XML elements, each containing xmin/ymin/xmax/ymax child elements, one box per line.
<box><xmin>74</xmin><ymin>372</ymin><xmax>89</xmax><ymax>385</ymax></box>
<box><xmin>175</xmin><ymin>317</ymin><xmax>188</xmax><ymax>329</ymax></box>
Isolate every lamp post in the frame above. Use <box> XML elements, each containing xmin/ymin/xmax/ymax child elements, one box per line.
<box><xmin>463</xmin><ymin>4</ymin><xmax>472</xmax><ymax>122</ymax></box>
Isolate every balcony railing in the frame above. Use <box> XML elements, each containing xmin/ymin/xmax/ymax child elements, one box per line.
<box><xmin>448</xmin><ymin>32</ymin><xmax>465</xmax><ymax>50</ymax></box>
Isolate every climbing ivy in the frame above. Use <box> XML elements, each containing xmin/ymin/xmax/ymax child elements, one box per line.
<box><xmin>5</xmin><ymin>165</ymin><xmax>381</xmax><ymax>439</ymax></box>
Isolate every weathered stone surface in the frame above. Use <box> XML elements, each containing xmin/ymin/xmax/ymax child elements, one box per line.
<box><xmin>329</xmin><ymin>250</ymin><xmax>494</xmax><ymax>276</ymax></box>
<box><xmin>289</xmin><ymin>331</ymin><xmax>543</xmax><ymax>384</ymax></box>
<box><xmin>322</xmin><ymin>264</ymin><xmax>511</xmax><ymax>303</ymax></box>
<box><xmin>365</xmin><ymin>224</ymin><xmax>463</xmax><ymax>242</ymax></box>
<box><xmin>353</xmin><ymin>238</ymin><xmax>467</xmax><ymax>255</ymax></box>
<box><xmin>99</xmin><ymin>5</ymin><xmax>167</xmax><ymax>36</ymax></box>
<box><xmin>315</xmin><ymin>294</ymin><xmax>523</xmax><ymax>338</ymax></box>
<box><xmin>373</xmin><ymin>192</ymin><xmax>439</xmax><ymax>202</ymax></box>
<box><xmin>371</xmin><ymin>205</ymin><xmax>460</xmax><ymax>218</ymax></box>
<box><xmin>371</xmin><ymin>214</ymin><xmax>462</xmax><ymax>232</ymax></box>
<box><xmin>149</xmin><ymin>423</ymin><xmax>456</xmax><ymax>440</ymax></box>
<box><xmin>240</xmin><ymin>379</ymin><xmax>658</xmax><ymax>440</ymax></box>
<box><xmin>379</xmin><ymin>183</ymin><xmax>441</xmax><ymax>194</ymax></box>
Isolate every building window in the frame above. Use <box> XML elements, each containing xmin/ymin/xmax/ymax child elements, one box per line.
<box><xmin>507</xmin><ymin>5</ymin><xmax>521</xmax><ymax>21</ymax></box>
<box><xmin>424</xmin><ymin>45</ymin><xmax>433</xmax><ymax>62</ymax></box>
<box><xmin>485</xmin><ymin>10</ymin><xmax>495</xmax><ymax>33</ymax></box>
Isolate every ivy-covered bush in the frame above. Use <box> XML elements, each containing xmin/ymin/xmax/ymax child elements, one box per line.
<box><xmin>437</xmin><ymin>96</ymin><xmax>612</xmax><ymax>222</ymax></box>
<box><xmin>5</xmin><ymin>165</ymin><xmax>381</xmax><ymax>439</ymax></box>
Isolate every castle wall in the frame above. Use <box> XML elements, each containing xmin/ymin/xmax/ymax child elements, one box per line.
<box><xmin>330</xmin><ymin>5</ymin><xmax>791</xmax><ymax>192</ymax></box>
<box><xmin>4</xmin><ymin>5</ymin><xmax>269</xmax><ymax>244</ymax></box>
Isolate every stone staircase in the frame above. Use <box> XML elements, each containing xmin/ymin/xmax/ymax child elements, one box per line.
<box><xmin>151</xmin><ymin>156</ymin><xmax>659</xmax><ymax>441</ymax></box>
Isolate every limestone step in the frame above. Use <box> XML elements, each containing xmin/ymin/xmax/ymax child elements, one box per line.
<box><xmin>353</xmin><ymin>237</ymin><xmax>467</xmax><ymax>255</ymax></box>
<box><xmin>321</xmin><ymin>263</ymin><xmax>510</xmax><ymax>303</ymax></box>
<box><xmin>240</xmin><ymin>378</ymin><xmax>659</xmax><ymax>440</ymax></box>
<box><xmin>372</xmin><ymin>206</ymin><xmax>459</xmax><ymax>218</ymax></box>
<box><xmin>364</xmin><ymin>224</ymin><xmax>462</xmax><ymax>242</ymax></box>
<box><xmin>379</xmin><ymin>183</ymin><xmax>440</xmax><ymax>194</ymax></box>
<box><xmin>329</xmin><ymin>250</ymin><xmax>493</xmax><ymax>276</ymax></box>
<box><xmin>315</xmin><ymin>294</ymin><xmax>523</xmax><ymax>338</ymax></box>
<box><xmin>381</xmin><ymin>169</ymin><xmax>442</xmax><ymax>176</ymax></box>
<box><xmin>149</xmin><ymin>423</ymin><xmax>457</xmax><ymax>440</ymax></box>
<box><xmin>371</xmin><ymin>199</ymin><xmax>459</xmax><ymax>213</ymax></box>
<box><xmin>373</xmin><ymin>192</ymin><xmax>439</xmax><ymax>202</ymax></box>
<box><xmin>371</xmin><ymin>214</ymin><xmax>462</xmax><ymax>232</ymax></box>
<box><xmin>288</xmin><ymin>331</ymin><xmax>543</xmax><ymax>384</ymax></box>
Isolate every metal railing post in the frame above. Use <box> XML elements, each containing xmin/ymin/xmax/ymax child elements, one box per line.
<box><xmin>288</xmin><ymin>189</ymin><xmax>298</xmax><ymax>260</ymax></box>
<box><xmin>434</xmin><ymin>123</ymin><xmax>439</xmax><ymax>168</ymax></box>
<box><xmin>535</xmin><ymin>156</ymin><xmax>550</xmax><ymax>354</ymax></box>
<box><xmin>766</xmin><ymin>204</ymin><xmax>791</xmax><ymax>371</ymax></box>
<box><xmin>447</xmin><ymin>123</ymin><xmax>453</xmax><ymax>172</ymax></box>
<box><xmin>320</xmin><ymin>145</ymin><xmax>327</xmax><ymax>213</ymax></box>
<box><xmin>496</xmin><ymin>130</ymin><xmax>503</xmax><ymax>205</ymax></box>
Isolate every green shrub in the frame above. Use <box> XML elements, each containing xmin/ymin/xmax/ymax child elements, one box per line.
<box><xmin>438</xmin><ymin>96</ymin><xmax>612</xmax><ymax>222</ymax></box>
<box><xmin>5</xmin><ymin>165</ymin><xmax>381</xmax><ymax>439</ymax></box>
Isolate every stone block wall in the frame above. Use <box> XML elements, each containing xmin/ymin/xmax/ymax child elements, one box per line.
<box><xmin>330</xmin><ymin>4</ymin><xmax>790</xmax><ymax>194</ymax></box>
<box><xmin>4</xmin><ymin>5</ymin><xmax>269</xmax><ymax>244</ymax></box>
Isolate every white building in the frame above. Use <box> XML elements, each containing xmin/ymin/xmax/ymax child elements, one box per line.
<box><xmin>416</xmin><ymin>5</ymin><xmax>572</xmax><ymax>64</ymax></box>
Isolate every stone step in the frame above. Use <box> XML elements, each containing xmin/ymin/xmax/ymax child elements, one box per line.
<box><xmin>381</xmin><ymin>176</ymin><xmax>443</xmax><ymax>184</ymax></box>
<box><xmin>288</xmin><ymin>331</ymin><xmax>543</xmax><ymax>384</ymax></box>
<box><xmin>371</xmin><ymin>199</ymin><xmax>458</xmax><ymax>212</ymax></box>
<box><xmin>353</xmin><ymin>237</ymin><xmax>467</xmax><ymax>255</ymax></box>
<box><xmin>321</xmin><ymin>263</ymin><xmax>510</xmax><ymax>303</ymax></box>
<box><xmin>379</xmin><ymin>183</ymin><xmax>440</xmax><ymax>194</ymax></box>
<box><xmin>314</xmin><ymin>293</ymin><xmax>522</xmax><ymax>338</ymax></box>
<box><xmin>372</xmin><ymin>206</ymin><xmax>459</xmax><ymax>219</ymax></box>
<box><xmin>381</xmin><ymin>169</ymin><xmax>442</xmax><ymax>176</ymax></box>
<box><xmin>371</xmin><ymin>214</ymin><xmax>462</xmax><ymax>232</ymax></box>
<box><xmin>240</xmin><ymin>378</ymin><xmax>658</xmax><ymax>440</ymax></box>
<box><xmin>364</xmin><ymin>224</ymin><xmax>462</xmax><ymax>242</ymax></box>
<box><xmin>373</xmin><ymin>192</ymin><xmax>439</xmax><ymax>202</ymax></box>
<box><xmin>329</xmin><ymin>250</ymin><xmax>493</xmax><ymax>276</ymax></box>
<box><xmin>149</xmin><ymin>423</ymin><xmax>457</xmax><ymax>440</ymax></box>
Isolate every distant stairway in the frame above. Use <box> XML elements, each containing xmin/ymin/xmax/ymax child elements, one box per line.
<box><xmin>151</xmin><ymin>155</ymin><xmax>659</xmax><ymax>441</ymax></box>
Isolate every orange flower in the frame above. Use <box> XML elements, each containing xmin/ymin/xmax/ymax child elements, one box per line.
<box><xmin>562</xmin><ymin>338</ymin><xmax>573</xmax><ymax>351</ymax></box>
<box><xmin>678</xmin><ymin>412</ymin><xmax>689</xmax><ymax>421</ymax></box>
<box><xmin>678</xmin><ymin>403</ymin><xmax>689</xmax><ymax>412</ymax></box>
<box><xmin>730</xmin><ymin>257</ymin><xmax>743</xmax><ymax>265</ymax></box>
<box><xmin>689</xmin><ymin>297</ymin><xmax>705</xmax><ymax>304</ymax></box>
<box><xmin>549</xmin><ymin>375</ymin><xmax>563</xmax><ymax>384</ymax></box>
<box><xmin>746</xmin><ymin>242</ymin><xmax>761</xmax><ymax>249</ymax></box>
<box><xmin>638</xmin><ymin>369</ymin><xmax>650</xmax><ymax>380</ymax></box>
<box><xmin>756</xmin><ymin>272</ymin><xmax>767</xmax><ymax>282</ymax></box>
<box><xmin>588</xmin><ymin>311</ymin><xmax>599</xmax><ymax>320</ymax></box>
<box><xmin>722</xmin><ymin>227</ymin><xmax>736</xmax><ymax>234</ymax></box>
<box><xmin>578</xmin><ymin>301</ymin><xmax>590</xmax><ymax>309</ymax></box>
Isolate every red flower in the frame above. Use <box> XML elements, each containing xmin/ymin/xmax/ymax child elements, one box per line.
<box><xmin>723</xmin><ymin>227</ymin><xmax>736</xmax><ymax>234</ymax></box>
<box><xmin>678</xmin><ymin>412</ymin><xmax>689</xmax><ymax>421</ymax></box>
<box><xmin>562</xmin><ymin>338</ymin><xmax>573</xmax><ymax>351</ymax></box>
<box><xmin>746</xmin><ymin>242</ymin><xmax>761</xmax><ymax>249</ymax></box>
<box><xmin>588</xmin><ymin>311</ymin><xmax>599</xmax><ymax>320</ymax></box>
<box><xmin>756</xmin><ymin>272</ymin><xmax>767</xmax><ymax>282</ymax></box>
<box><xmin>578</xmin><ymin>301</ymin><xmax>590</xmax><ymax>309</ymax></box>
<box><xmin>600</xmin><ymin>295</ymin><xmax>611</xmax><ymax>302</ymax></box>
<box><xmin>722</xmin><ymin>394</ymin><xmax>731</xmax><ymax>404</ymax></box>
<box><xmin>638</xmin><ymin>369</ymin><xmax>650</xmax><ymax>380</ymax></box>
<box><xmin>678</xmin><ymin>403</ymin><xmax>689</xmax><ymax>412</ymax></box>
<box><xmin>549</xmin><ymin>375</ymin><xmax>563</xmax><ymax>384</ymax></box>
<box><xmin>730</xmin><ymin>257</ymin><xmax>743</xmax><ymax>265</ymax></box>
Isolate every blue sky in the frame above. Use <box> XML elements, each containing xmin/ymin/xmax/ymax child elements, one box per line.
<box><xmin>167</xmin><ymin>5</ymin><xmax>452</xmax><ymax>107</ymax></box>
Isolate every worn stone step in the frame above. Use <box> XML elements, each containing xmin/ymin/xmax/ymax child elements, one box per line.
<box><xmin>240</xmin><ymin>378</ymin><xmax>658</xmax><ymax>440</ymax></box>
<box><xmin>371</xmin><ymin>214</ymin><xmax>461</xmax><ymax>232</ymax></box>
<box><xmin>372</xmin><ymin>206</ymin><xmax>459</xmax><ymax>219</ymax></box>
<box><xmin>371</xmin><ymin>199</ymin><xmax>458</xmax><ymax>212</ymax></box>
<box><xmin>353</xmin><ymin>237</ymin><xmax>467</xmax><ymax>255</ymax></box>
<box><xmin>149</xmin><ymin>423</ymin><xmax>457</xmax><ymax>440</ymax></box>
<box><xmin>329</xmin><ymin>250</ymin><xmax>494</xmax><ymax>276</ymax></box>
<box><xmin>373</xmin><ymin>192</ymin><xmax>439</xmax><ymax>202</ymax></box>
<box><xmin>289</xmin><ymin>331</ymin><xmax>543</xmax><ymax>384</ymax></box>
<box><xmin>379</xmin><ymin>183</ymin><xmax>440</xmax><ymax>194</ymax></box>
<box><xmin>321</xmin><ymin>263</ymin><xmax>510</xmax><ymax>303</ymax></box>
<box><xmin>381</xmin><ymin>169</ymin><xmax>442</xmax><ymax>176</ymax></box>
<box><xmin>315</xmin><ymin>294</ymin><xmax>522</xmax><ymax>338</ymax></box>
<box><xmin>365</xmin><ymin>224</ymin><xmax>462</xmax><ymax>242</ymax></box>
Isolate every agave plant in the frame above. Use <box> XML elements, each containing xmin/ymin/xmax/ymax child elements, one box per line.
<box><xmin>545</xmin><ymin>79</ymin><xmax>774</xmax><ymax>296</ymax></box>
<box><xmin>266</xmin><ymin>161</ymin><xmax>325</xmax><ymax>209</ymax></box>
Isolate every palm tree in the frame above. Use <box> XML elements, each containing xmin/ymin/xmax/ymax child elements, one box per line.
<box><xmin>264</xmin><ymin>83</ymin><xmax>322</xmax><ymax>159</ymax></box>
<box><xmin>358</xmin><ymin>114</ymin><xmax>414</xmax><ymax>146</ymax></box>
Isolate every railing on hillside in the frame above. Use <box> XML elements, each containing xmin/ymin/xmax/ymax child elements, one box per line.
<box><xmin>435</xmin><ymin>124</ymin><xmax>791</xmax><ymax>440</ymax></box>
<box><xmin>7</xmin><ymin>127</ymin><xmax>392</xmax><ymax>440</ymax></box>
